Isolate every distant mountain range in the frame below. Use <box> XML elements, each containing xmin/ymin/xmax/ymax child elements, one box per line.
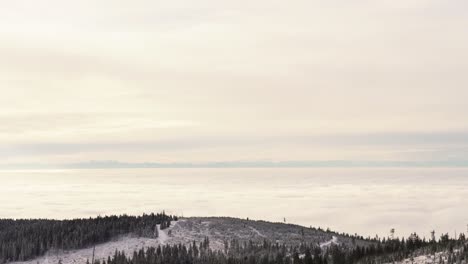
<box><xmin>3</xmin><ymin>160</ymin><xmax>468</xmax><ymax>169</ymax></box>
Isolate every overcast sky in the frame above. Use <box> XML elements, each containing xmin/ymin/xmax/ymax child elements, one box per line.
<box><xmin>1</xmin><ymin>0</ymin><xmax>468</xmax><ymax>167</ymax></box>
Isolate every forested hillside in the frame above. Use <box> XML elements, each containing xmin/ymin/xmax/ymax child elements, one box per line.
<box><xmin>0</xmin><ymin>213</ymin><xmax>175</xmax><ymax>263</ymax></box>
<box><xmin>2</xmin><ymin>214</ymin><xmax>467</xmax><ymax>264</ymax></box>
<box><xmin>95</xmin><ymin>234</ymin><xmax>468</xmax><ymax>264</ymax></box>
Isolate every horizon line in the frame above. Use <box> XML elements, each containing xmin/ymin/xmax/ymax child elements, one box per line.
<box><xmin>2</xmin><ymin>160</ymin><xmax>468</xmax><ymax>169</ymax></box>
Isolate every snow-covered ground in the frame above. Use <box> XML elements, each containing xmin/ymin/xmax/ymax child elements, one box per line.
<box><xmin>10</xmin><ymin>221</ymin><xmax>179</xmax><ymax>264</ymax></box>
<box><xmin>155</xmin><ymin>223</ymin><xmax>169</xmax><ymax>244</ymax></box>
<box><xmin>9</xmin><ymin>217</ymin><xmax>372</xmax><ymax>264</ymax></box>
<box><xmin>319</xmin><ymin>236</ymin><xmax>340</xmax><ymax>249</ymax></box>
<box><xmin>384</xmin><ymin>252</ymin><xmax>442</xmax><ymax>264</ymax></box>
<box><xmin>383</xmin><ymin>249</ymin><xmax>466</xmax><ymax>264</ymax></box>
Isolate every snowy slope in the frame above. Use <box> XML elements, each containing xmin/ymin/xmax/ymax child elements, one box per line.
<box><xmin>384</xmin><ymin>249</ymin><xmax>466</xmax><ymax>264</ymax></box>
<box><xmin>9</xmin><ymin>221</ymin><xmax>178</xmax><ymax>264</ymax></box>
<box><xmin>319</xmin><ymin>236</ymin><xmax>340</xmax><ymax>249</ymax></box>
<box><xmin>8</xmin><ymin>217</ymin><xmax>372</xmax><ymax>264</ymax></box>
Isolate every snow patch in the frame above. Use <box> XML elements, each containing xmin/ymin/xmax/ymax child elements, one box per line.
<box><xmin>320</xmin><ymin>236</ymin><xmax>339</xmax><ymax>249</ymax></box>
<box><xmin>249</xmin><ymin>226</ymin><xmax>266</xmax><ymax>238</ymax></box>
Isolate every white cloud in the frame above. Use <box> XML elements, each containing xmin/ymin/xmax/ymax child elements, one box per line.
<box><xmin>1</xmin><ymin>0</ymin><xmax>467</xmax><ymax>165</ymax></box>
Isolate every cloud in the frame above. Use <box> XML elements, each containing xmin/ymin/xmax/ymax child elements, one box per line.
<box><xmin>0</xmin><ymin>0</ymin><xmax>467</xmax><ymax>165</ymax></box>
<box><xmin>2</xmin><ymin>131</ymin><xmax>468</xmax><ymax>167</ymax></box>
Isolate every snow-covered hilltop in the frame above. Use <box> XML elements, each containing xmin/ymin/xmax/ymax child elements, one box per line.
<box><xmin>8</xmin><ymin>217</ymin><xmax>370</xmax><ymax>264</ymax></box>
<box><xmin>6</xmin><ymin>216</ymin><xmax>467</xmax><ymax>264</ymax></box>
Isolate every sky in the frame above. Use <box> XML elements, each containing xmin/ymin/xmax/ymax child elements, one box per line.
<box><xmin>1</xmin><ymin>0</ymin><xmax>468</xmax><ymax>168</ymax></box>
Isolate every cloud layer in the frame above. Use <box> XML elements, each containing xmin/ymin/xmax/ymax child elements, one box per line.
<box><xmin>1</xmin><ymin>0</ymin><xmax>468</xmax><ymax>166</ymax></box>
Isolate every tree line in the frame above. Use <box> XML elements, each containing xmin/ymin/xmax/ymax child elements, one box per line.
<box><xmin>90</xmin><ymin>232</ymin><xmax>468</xmax><ymax>264</ymax></box>
<box><xmin>1</xmin><ymin>213</ymin><xmax>467</xmax><ymax>264</ymax></box>
<box><xmin>0</xmin><ymin>212</ymin><xmax>176</xmax><ymax>263</ymax></box>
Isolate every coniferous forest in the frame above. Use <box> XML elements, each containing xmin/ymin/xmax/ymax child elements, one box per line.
<box><xmin>0</xmin><ymin>213</ymin><xmax>175</xmax><ymax>263</ymax></box>
<box><xmin>95</xmin><ymin>234</ymin><xmax>468</xmax><ymax>264</ymax></box>
<box><xmin>1</xmin><ymin>213</ymin><xmax>467</xmax><ymax>264</ymax></box>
